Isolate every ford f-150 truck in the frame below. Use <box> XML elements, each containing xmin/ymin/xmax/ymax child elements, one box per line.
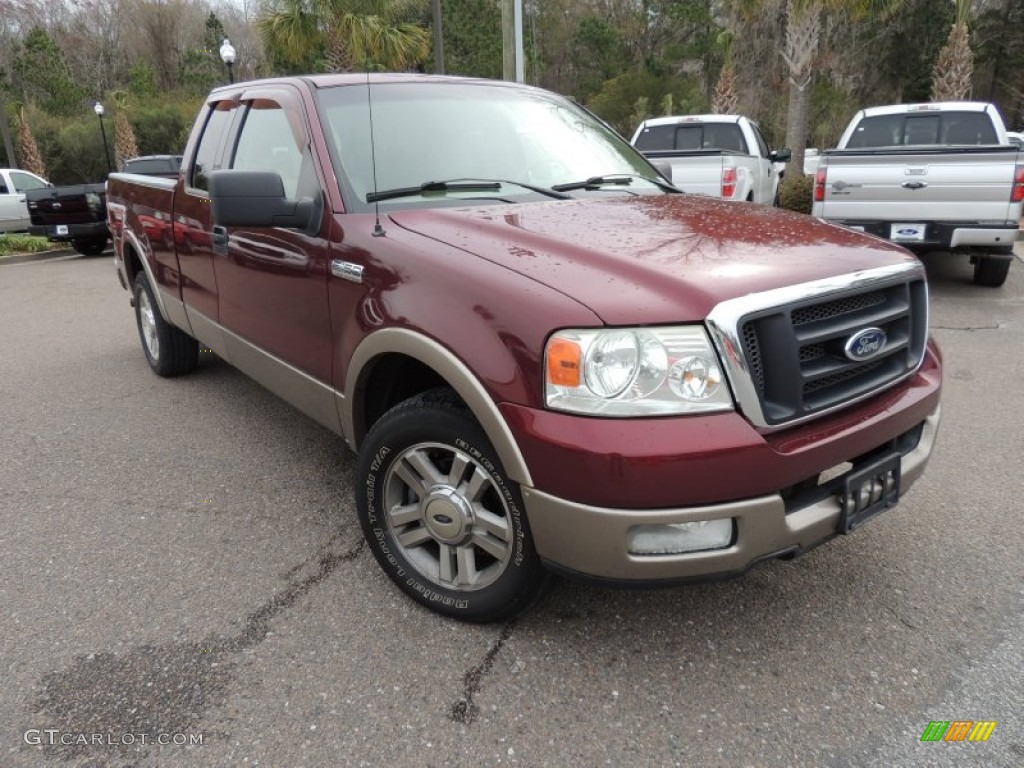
<box><xmin>811</xmin><ymin>102</ymin><xmax>1023</xmax><ymax>287</ymax></box>
<box><xmin>106</xmin><ymin>75</ymin><xmax>942</xmax><ymax>622</ymax></box>
<box><xmin>631</xmin><ymin>114</ymin><xmax>790</xmax><ymax>204</ymax></box>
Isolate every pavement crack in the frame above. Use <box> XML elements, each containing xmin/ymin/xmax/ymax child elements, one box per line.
<box><xmin>932</xmin><ymin>324</ymin><xmax>1001</xmax><ymax>331</ymax></box>
<box><xmin>449</xmin><ymin>620</ymin><xmax>515</xmax><ymax>725</ymax></box>
<box><xmin>227</xmin><ymin>538</ymin><xmax>364</xmax><ymax>652</ymax></box>
<box><xmin>25</xmin><ymin>537</ymin><xmax>365</xmax><ymax>760</ymax></box>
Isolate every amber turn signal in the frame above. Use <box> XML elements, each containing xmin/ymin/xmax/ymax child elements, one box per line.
<box><xmin>546</xmin><ymin>338</ymin><xmax>581</xmax><ymax>387</ymax></box>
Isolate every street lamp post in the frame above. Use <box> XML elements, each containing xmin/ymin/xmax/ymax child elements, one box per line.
<box><xmin>94</xmin><ymin>102</ymin><xmax>112</xmax><ymax>174</ymax></box>
<box><xmin>220</xmin><ymin>38</ymin><xmax>236</xmax><ymax>84</ymax></box>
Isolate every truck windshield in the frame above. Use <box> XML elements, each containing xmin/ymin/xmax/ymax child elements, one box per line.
<box><xmin>846</xmin><ymin>112</ymin><xmax>999</xmax><ymax>147</ymax></box>
<box><xmin>316</xmin><ymin>81</ymin><xmax>661</xmax><ymax>211</ymax></box>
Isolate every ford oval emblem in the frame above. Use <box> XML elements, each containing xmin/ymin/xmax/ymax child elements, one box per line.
<box><xmin>895</xmin><ymin>228</ymin><xmax>919</xmax><ymax>236</ymax></box>
<box><xmin>431</xmin><ymin>513</ymin><xmax>454</xmax><ymax>525</ymax></box>
<box><xmin>845</xmin><ymin>327</ymin><xmax>887</xmax><ymax>362</ymax></box>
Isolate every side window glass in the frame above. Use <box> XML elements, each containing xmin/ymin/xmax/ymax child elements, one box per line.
<box><xmin>0</xmin><ymin>179</ymin><xmax>8</xmax><ymax>194</ymax></box>
<box><xmin>191</xmin><ymin>102</ymin><xmax>234</xmax><ymax>192</ymax></box>
<box><xmin>231</xmin><ymin>100</ymin><xmax>308</xmax><ymax>201</ymax></box>
<box><xmin>11</xmin><ymin>172</ymin><xmax>46</xmax><ymax>192</ymax></box>
<box><xmin>752</xmin><ymin>127</ymin><xmax>770</xmax><ymax>157</ymax></box>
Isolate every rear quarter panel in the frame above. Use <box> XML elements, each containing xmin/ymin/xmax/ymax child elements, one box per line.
<box><xmin>107</xmin><ymin>174</ymin><xmax>179</xmax><ymax>301</ymax></box>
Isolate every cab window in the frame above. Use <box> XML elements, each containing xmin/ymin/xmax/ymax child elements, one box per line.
<box><xmin>11</xmin><ymin>171</ymin><xmax>46</xmax><ymax>192</ymax></box>
<box><xmin>191</xmin><ymin>102</ymin><xmax>235</xmax><ymax>192</ymax></box>
<box><xmin>231</xmin><ymin>99</ymin><xmax>316</xmax><ymax>202</ymax></box>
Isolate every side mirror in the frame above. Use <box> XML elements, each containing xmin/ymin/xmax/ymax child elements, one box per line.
<box><xmin>770</xmin><ymin>148</ymin><xmax>792</xmax><ymax>163</ymax></box>
<box><xmin>209</xmin><ymin>170</ymin><xmax>320</xmax><ymax>234</ymax></box>
<box><xmin>651</xmin><ymin>160</ymin><xmax>674</xmax><ymax>182</ymax></box>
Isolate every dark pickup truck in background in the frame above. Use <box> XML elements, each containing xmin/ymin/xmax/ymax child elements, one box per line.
<box><xmin>27</xmin><ymin>155</ymin><xmax>182</xmax><ymax>256</ymax></box>
<box><xmin>106</xmin><ymin>75</ymin><xmax>941</xmax><ymax>622</ymax></box>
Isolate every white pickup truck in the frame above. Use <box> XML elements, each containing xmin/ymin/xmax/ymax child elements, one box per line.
<box><xmin>812</xmin><ymin>102</ymin><xmax>1023</xmax><ymax>287</ymax></box>
<box><xmin>630</xmin><ymin>115</ymin><xmax>790</xmax><ymax>205</ymax></box>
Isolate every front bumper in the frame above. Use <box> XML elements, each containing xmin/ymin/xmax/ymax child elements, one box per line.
<box><xmin>522</xmin><ymin>405</ymin><xmax>939</xmax><ymax>584</ymax></box>
<box><xmin>28</xmin><ymin>221</ymin><xmax>108</xmax><ymax>241</ymax></box>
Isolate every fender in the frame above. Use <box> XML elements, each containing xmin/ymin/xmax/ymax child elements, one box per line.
<box><xmin>342</xmin><ymin>327</ymin><xmax>534</xmax><ymax>487</ymax></box>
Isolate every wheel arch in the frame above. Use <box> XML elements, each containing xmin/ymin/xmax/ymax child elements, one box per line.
<box><xmin>121</xmin><ymin>231</ymin><xmax>171</xmax><ymax>322</ymax></box>
<box><xmin>343</xmin><ymin>328</ymin><xmax>533</xmax><ymax>487</ymax></box>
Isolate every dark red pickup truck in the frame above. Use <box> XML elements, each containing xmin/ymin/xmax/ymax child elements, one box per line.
<box><xmin>107</xmin><ymin>74</ymin><xmax>942</xmax><ymax>622</ymax></box>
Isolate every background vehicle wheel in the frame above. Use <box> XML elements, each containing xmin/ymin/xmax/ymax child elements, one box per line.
<box><xmin>133</xmin><ymin>273</ymin><xmax>198</xmax><ymax>377</ymax></box>
<box><xmin>72</xmin><ymin>236</ymin><xmax>108</xmax><ymax>256</ymax></box>
<box><xmin>972</xmin><ymin>254</ymin><xmax>1011</xmax><ymax>287</ymax></box>
<box><xmin>356</xmin><ymin>389</ymin><xmax>551</xmax><ymax>622</ymax></box>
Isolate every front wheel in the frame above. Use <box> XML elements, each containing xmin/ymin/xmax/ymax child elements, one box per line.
<box><xmin>133</xmin><ymin>273</ymin><xmax>198</xmax><ymax>377</ymax></box>
<box><xmin>356</xmin><ymin>389</ymin><xmax>550</xmax><ymax>622</ymax></box>
<box><xmin>72</xmin><ymin>235</ymin><xmax>108</xmax><ymax>256</ymax></box>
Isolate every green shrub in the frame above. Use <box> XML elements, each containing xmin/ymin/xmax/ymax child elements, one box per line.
<box><xmin>778</xmin><ymin>174</ymin><xmax>814</xmax><ymax>214</ymax></box>
<box><xmin>0</xmin><ymin>234</ymin><xmax>52</xmax><ymax>256</ymax></box>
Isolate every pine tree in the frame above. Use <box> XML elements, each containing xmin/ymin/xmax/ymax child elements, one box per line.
<box><xmin>17</xmin><ymin>109</ymin><xmax>47</xmax><ymax>178</ymax></box>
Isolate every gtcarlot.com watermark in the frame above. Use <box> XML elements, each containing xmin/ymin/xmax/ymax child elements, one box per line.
<box><xmin>24</xmin><ymin>729</ymin><xmax>203</xmax><ymax>747</ymax></box>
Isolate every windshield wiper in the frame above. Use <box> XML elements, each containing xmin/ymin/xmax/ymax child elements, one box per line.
<box><xmin>552</xmin><ymin>173</ymin><xmax>681</xmax><ymax>194</ymax></box>
<box><xmin>552</xmin><ymin>174</ymin><xmax>634</xmax><ymax>192</ymax></box>
<box><xmin>366</xmin><ymin>178</ymin><xmax>571</xmax><ymax>204</ymax></box>
<box><xmin>366</xmin><ymin>180</ymin><xmax>501</xmax><ymax>203</ymax></box>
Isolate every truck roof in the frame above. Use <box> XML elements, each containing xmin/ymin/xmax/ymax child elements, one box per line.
<box><xmin>857</xmin><ymin>101</ymin><xmax>992</xmax><ymax>118</ymax></box>
<box><xmin>638</xmin><ymin>114</ymin><xmax>743</xmax><ymax>127</ymax></box>
<box><xmin>209</xmin><ymin>73</ymin><xmax>540</xmax><ymax>97</ymax></box>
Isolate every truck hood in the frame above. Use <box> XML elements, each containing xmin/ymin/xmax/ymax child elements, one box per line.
<box><xmin>388</xmin><ymin>194</ymin><xmax>919</xmax><ymax>324</ymax></box>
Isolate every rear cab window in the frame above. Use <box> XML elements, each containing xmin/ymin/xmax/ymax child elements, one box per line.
<box><xmin>847</xmin><ymin>112</ymin><xmax>999</xmax><ymax>147</ymax></box>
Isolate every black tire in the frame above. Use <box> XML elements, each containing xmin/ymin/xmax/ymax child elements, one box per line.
<box><xmin>72</xmin><ymin>235</ymin><xmax>108</xmax><ymax>256</ymax></box>
<box><xmin>972</xmin><ymin>255</ymin><xmax>1011</xmax><ymax>287</ymax></box>
<box><xmin>356</xmin><ymin>389</ymin><xmax>551</xmax><ymax>622</ymax></box>
<box><xmin>133</xmin><ymin>273</ymin><xmax>199</xmax><ymax>377</ymax></box>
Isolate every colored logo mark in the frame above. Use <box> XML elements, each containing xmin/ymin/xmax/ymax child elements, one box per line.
<box><xmin>920</xmin><ymin>720</ymin><xmax>997</xmax><ymax>742</ymax></box>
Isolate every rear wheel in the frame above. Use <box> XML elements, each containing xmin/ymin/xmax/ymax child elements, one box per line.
<box><xmin>972</xmin><ymin>254</ymin><xmax>1011</xmax><ymax>287</ymax></box>
<box><xmin>133</xmin><ymin>273</ymin><xmax>198</xmax><ymax>377</ymax></box>
<box><xmin>72</xmin><ymin>235</ymin><xmax>108</xmax><ymax>256</ymax></box>
<box><xmin>356</xmin><ymin>389</ymin><xmax>550</xmax><ymax>622</ymax></box>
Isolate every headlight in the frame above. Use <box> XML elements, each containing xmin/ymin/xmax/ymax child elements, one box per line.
<box><xmin>544</xmin><ymin>326</ymin><xmax>733</xmax><ymax>416</ymax></box>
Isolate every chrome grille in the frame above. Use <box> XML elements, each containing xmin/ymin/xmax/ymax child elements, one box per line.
<box><xmin>706</xmin><ymin>264</ymin><xmax>929</xmax><ymax>430</ymax></box>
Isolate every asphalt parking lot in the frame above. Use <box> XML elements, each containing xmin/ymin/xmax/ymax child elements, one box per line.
<box><xmin>1</xmin><ymin>245</ymin><xmax>1022</xmax><ymax>767</ymax></box>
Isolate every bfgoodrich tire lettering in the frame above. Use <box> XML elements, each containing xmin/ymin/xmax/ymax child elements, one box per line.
<box><xmin>133</xmin><ymin>273</ymin><xmax>199</xmax><ymax>377</ymax></box>
<box><xmin>356</xmin><ymin>389</ymin><xmax>550</xmax><ymax>622</ymax></box>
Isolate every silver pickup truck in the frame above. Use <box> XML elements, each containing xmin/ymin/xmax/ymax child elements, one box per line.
<box><xmin>812</xmin><ymin>102</ymin><xmax>1023</xmax><ymax>287</ymax></box>
<box><xmin>631</xmin><ymin>115</ymin><xmax>790</xmax><ymax>205</ymax></box>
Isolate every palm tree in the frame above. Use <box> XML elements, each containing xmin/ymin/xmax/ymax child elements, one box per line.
<box><xmin>17</xmin><ymin>108</ymin><xmax>47</xmax><ymax>178</ymax></box>
<box><xmin>112</xmin><ymin>92</ymin><xmax>140</xmax><ymax>172</ymax></box>
<box><xmin>258</xmin><ymin>0</ymin><xmax>430</xmax><ymax>74</ymax></box>
<box><xmin>931</xmin><ymin>0</ymin><xmax>974</xmax><ymax>101</ymax></box>
<box><xmin>712</xmin><ymin>31</ymin><xmax>738</xmax><ymax>115</ymax></box>
<box><xmin>736</xmin><ymin>0</ymin><xmax>904</xmax><ymax>174</ymax></box>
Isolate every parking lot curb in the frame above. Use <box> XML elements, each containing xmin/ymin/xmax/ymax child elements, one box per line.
<box><xmin>0</xmin><ymin>248</ymin><xmax>76</xmax><ymax>265</ymax></box>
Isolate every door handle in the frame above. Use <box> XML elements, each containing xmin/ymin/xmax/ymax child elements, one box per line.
<box><xmin>212</xmin><ymin>225</ymin><xmax>228</xmax><ymax>255</ymax></box>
